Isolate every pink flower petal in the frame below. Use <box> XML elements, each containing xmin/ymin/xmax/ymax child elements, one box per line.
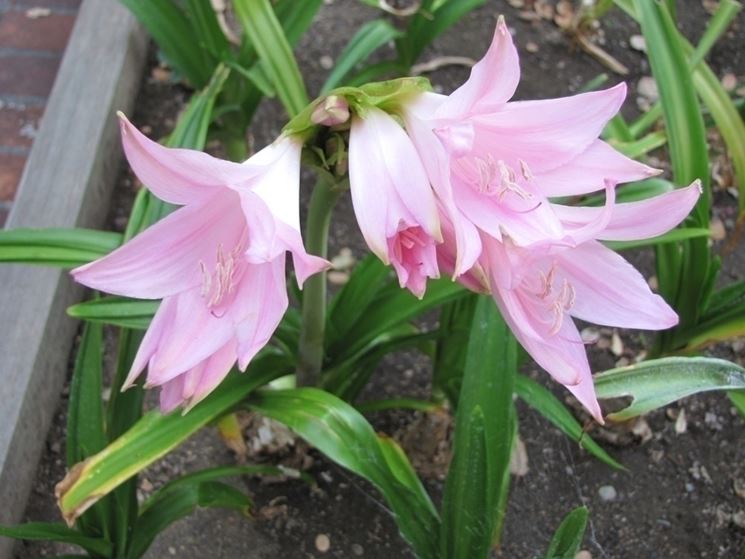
<box><xmin>470</xmin><ymin>83</ymin><xmax>627</xmax><ymax>174</ymax></box>
<box><xmin>553</xmin><ymin>180</ymin><xmax>702</xmax><ymax>241</ymax></box>
<box><xmin>122</xmin><ymin>296</ymin><xmax>176</xmax><ymax>389</ymax></box>
<box><xmin>72</xmin><ymin>191</ymin><xmax>246</xmax><ymax>299</ymax></box>
<box><xmin>558</xmin><ymin>240</ymin><xmax>678</xmax><ymax>330</ymax></box>
<box><xmin>535</xmin><ymin>140</ymin><xmax>660</xmax><ymax>197</ymax></box>
<box><xmin>118</xmin><ymin>113</ymin><xmax>261</xmax><ymax>206</ymax></box>
<box><xmin>244</xmin><ymin>136</ymin><xmax>304</xmax><ymax>233</ymax></box>
<box><xmin>228</xmin><ymin>258</ymin><xmax>289</xmax><ymax>370</ymax></box>
<box><xmin>403</xmin><ymin>114</ymin><xmax>483</xmax><ymax>276</ymax></box>
<box><xmin>436</xmin><ymin>16</ymin><xmax>520</xmax><ymax>119</ymax></box>
<box><xmin>349</xmin><ymin>108</ymin><xmax>441</xmax><ymax>261</ymax></box>
<box><xmin>145</xmin><ymin>286</ymin><xmax>236</xmax><ymax>385</ymax></box>
<box><xmin>181</xmin><ymin>338</ymin><xmax>239</xmax><ymax>411</ymax></box>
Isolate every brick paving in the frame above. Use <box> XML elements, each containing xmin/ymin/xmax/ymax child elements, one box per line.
<box><xmin>0</xmin><ymin>0</ymin><xmax>80</xmax><ymax>226</ymax></box>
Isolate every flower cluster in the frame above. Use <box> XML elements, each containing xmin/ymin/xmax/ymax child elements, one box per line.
<box><xmin>73</xmin><ymin>18</ymin><xmax>700</xmax><ymax>420</ymax></box>
<box><xmin>345</xmin><ymin>18</ymin><xmax>700</xmax><ymax>421</ymax></box>
<box><xmin>73</xmin><ymin>122</ymin><xmax>328</xmax><ymax>412</ymax></box>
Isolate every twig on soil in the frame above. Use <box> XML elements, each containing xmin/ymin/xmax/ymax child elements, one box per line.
<box><xmin>410</xmin><ymin>56</ymin><xmax>476</xmax><ymax>76</ymax></box>
<box><xmin>575</xmin><ymin>34</ymin><xmax>629</xmax><ymax>75</ymax></box>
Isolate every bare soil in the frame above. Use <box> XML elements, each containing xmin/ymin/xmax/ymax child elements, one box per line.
<box><xmin>13</xmin><ymin>1</ymin><xmax>745</xmax><ymax>558</ymax></box>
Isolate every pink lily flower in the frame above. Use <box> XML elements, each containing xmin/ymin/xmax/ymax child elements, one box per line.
<box><xmin>72</xmin><ymin>114</ymin><xmax>328</xmax><ymax>412</ymax></box>
<box><xmin>400</xmin><ymin>16</ymin><xmax>659</xmax><ymax>276</ymax></box>
<box><xmin>482</xmin><ymin>182</ymin><xmax>702</xmax><ymax>422</ymax></box>
<box><xmin>348</xmin><ymin>106</ymin><xmax>442</xmax><ymax>298</ymax></box>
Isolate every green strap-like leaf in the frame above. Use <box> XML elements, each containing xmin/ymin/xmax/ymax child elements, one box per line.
<box><xmin>326</xmin><ymin>255</ymin><xmax>391</xmax><ymax>348</ymax></box>
<box><xmin>322</xmin><ymin>19</ymin><xmax>403</xmax><ymax>93</ymax></box>
<box><xmin>515</xmin><ymin>375</ymin><xmax>622</xmax><ymax>470</ymax></box>
<box><xmin>65</xmin><ymin>320</ymin><xmax>111</xmax><ymax>539</ymax></box>
<box><xmin>0</xmin><ymin>228</ymin><xmax>121</xmax><ymax>267</ymax></box>
<box><xmin>57</xmin><ymin>356</ymin><xmax>290</xmax><ymax>526</ymax></box>
<box><xmin>634</xmin><ymin>0</ymin><xmax>712</xmax><ymax>347</ymax></box>
<box><xmin>398</xmin><ymin>0</ymin><xmax>489</xmax><ymax>67</ymax></box>
<box><xmin>185</xmin><ymin>0</ymin><xmax>231</xmax><ymax>60</ymax></box>
<box><xmin>248</xmin><ymin>388</ymin><xmax>440</xmax><ymax>559</ymax></box>
<box><xmin>67</xmin><ymin>296</ymin><xmax>158</xmax><ymax>330</ymax></box>
<box><xmin>119</xmin><ymin>0</ymin><xmax>213</xmax><ymax>87</ymax></box>
<box><xmin>605</xmin><ymin>227</ymin><xmax>711</xmax><ymax>251</ymax></box>
<box><xmin>730</xmin><ymin>390</ymin><xmax>745</xmax><ymax>419</ymax></box>
<box><xmin>440</xmin><ymin>297</ymin><xmax>517</xmax><ymax>558</ymax></box>
<box><xmin>544</xmin><ymin>506</ymin><xmax>589</xmax><ymax>559</ymax></box>
<box><xmin>328</xmin><ymin>277</ymin><xmax>466</xmax><ymax>362</ymax></box>
<box><xmin>595</xmin><ymin>357</ymin><xmax>745</xmax><ymax>421</ymax></box>
<box><xmin>0</xmin><ymin>523</ymin><xmax>112</xmax><ymax>557</ymax></box>
<box><xmin>609</xmin><ymin>130</ymin><xmax>667</xmax><ymax>159</ymax></box>
<box><xmin>127</xmin><ymin>481</ymin><xmax>252</xmax><ymax>559</ymax></box>
<box><xmin>233</xmin><ymin>0</ymin><xmax>309</xmax><ymax>117</ymax></box>
<box><xmin>432</xmin><ymin>293</ymin><xmax>479</xmax><ymax>409</ymax></box>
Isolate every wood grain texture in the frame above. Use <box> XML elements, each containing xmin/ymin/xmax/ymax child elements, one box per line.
<box><xmin>0</xmin><ymin>1</ymin><xmax>146</xmax><ymax>555</ymax></box>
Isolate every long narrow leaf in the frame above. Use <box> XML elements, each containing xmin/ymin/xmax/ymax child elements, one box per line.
<box><xmin>440</xmin><ymin>297</ymin><xmax>516</xmax><ymax>558</ymax></box>
<box><xmin>322</xmin><ymin>20</ymin><xmax>403</xmax><ymax>93</ymax></box>
<box><xmin>56</xmin><ymin>356</ymin><xmax>290</xmax><ymax>526</ymax></box>
<box><xmin>68</xmin><ymin>297</ymin><xmax>158</xmax><ymax>330</ymax></box>
<box><xmin>605</xmin><ymin>227</ymin><xmax>710</xmax><ymax>251</ymax></box>
<box><xmin>398</xmin><ymin>0</ymin><xmax>488</xmax><ymax>67</ymax></box>
<box><xmin>233</xmin><ymin>0</ymin><xmax>309</xmax><ymax>116</ymax></box>
<box><xmin>432</xmin><ymin>294</ymin><xmax>479</xmax><ymax>409</ymax></box>
<box><xmin>0</xmin><ymin>228</ymin><xmax>121</xmax><ymax>267</ymax></box>
<box><xmin>0</xmin><ymin>523</ymin><xmax>111</xmax><ymax>557</ymax></box>
<box><xmin>515</xmin><ymin>375</ymin><xmax>622</xmax><ymax>469</ymax></box>
<box><xmin>328</xmin><ymin>278</ymin><xmax>466</xmax><ymax>361</ymax></box>
<box><xmin>119</xmin><ymin>0</ymin><xmax>213</xmax><ymax>87</ymax></box>
<box><xmin>544</xmin><ymin>507</ymin><xmax>589</xmax><ymax>559</ymax></box>
<box><xmin>634</xmin><ymin>0</ymin><xmax>711</xmax><ymax>344</ymax></box>
<box><xmin>248</xmin><ymin>388</ymin><xmax>440</xmax><ymax>559</ymax></box>
<box><xmin>127</xmin><ymin>481</ymin><xmax>251</xmax><ymax>559</ymax></box>
<box><xmin>594</xmin><ymin>357</ymin><xmax>745</xmax><ymax>421</ymax></box>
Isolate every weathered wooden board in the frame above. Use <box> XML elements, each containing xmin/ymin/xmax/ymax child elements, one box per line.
<box><xmin>0</xmin><ymin>1</ymin><xmax>146</xmax><ymax>555</ymax></box>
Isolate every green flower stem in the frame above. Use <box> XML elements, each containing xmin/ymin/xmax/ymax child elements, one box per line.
<box><xmin>297</xmin><ymin>176</ymin><xmax>341</xmax><ymax>387</ymax></box>
<box><xmin>224</xmin><ymin>134</ymin><xmax>248</xmax><ymax>163</ymax></box>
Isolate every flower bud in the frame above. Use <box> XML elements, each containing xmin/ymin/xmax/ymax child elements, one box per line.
<box><xmin>311</xmin><ymin>95</ymin><xmax>350</xmax><ymax>126</ymax></box>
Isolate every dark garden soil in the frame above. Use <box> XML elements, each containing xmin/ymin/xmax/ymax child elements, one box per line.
<box><xmin>13</xmin><ymin>1</ymin><xmax>745</xmax><ymax>558</ymax></box>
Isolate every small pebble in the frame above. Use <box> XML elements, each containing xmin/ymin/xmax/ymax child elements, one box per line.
<box><xmin>526</xmin><ymin>41</ymin><xmax>539</xmax><ymax>53</ymax></box>
<box><xmin>319</xmin><ymin>55</ymin><xmax>334</xmax><ymax>70</ymax></box>
<box><xmin>575</xmin><ymin>551</ymin><xmax>592</xmax><ymax>559</ymax></box>
<box><xmin>352</xmin><ymin>543</ymin><xmax>364</xmax><ymax>556</ymax></box>
<box><xmin>168</xmin><ymin>546</ymin><xmax>176</xmax><ymax>556</ymax></box>
<box><xmin>629</xmin><ymin>34</ymin><xmax>646</xmax><ymax>52</ymax></box>
<box><xmin>598</xmin><ymin>485</ymin><xmax>617</xmax><ymax>502</ymax></box>
<box><xmin>685</xmin><ymin>482</ymin><xmax>695</xmax><ymax>493</ymax></box>
<box><xmin>721</xmin><ymin>73</ymin><xmax>737</xmax><ymax>92</ymax></box>
<box><xmin>315</xmin><ymin>534</ymin><xmax>331</xmax><ymax>553</ymax></box>
<box><xmin>734</xmin><ymin>478</ymin><xmax>745</xmax><ymax>499</ymax></box>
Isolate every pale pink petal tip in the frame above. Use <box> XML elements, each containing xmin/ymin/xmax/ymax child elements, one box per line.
<box><xmin>497</xmin><ymin>14</ymin><xmax>508</xmax><ymax>35</ymax></box>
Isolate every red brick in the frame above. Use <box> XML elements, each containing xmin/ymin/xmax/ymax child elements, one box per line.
<box><xmin>0</xmin><ymin>153</ymin><xmax>25</xmax><ymax>201</ymax></box>
<box><xmin>0</xmin><ymin>12</ymin><xmax>76</xmax><ymax>51</ymax></box>
<box><xmin>0</xmin><ymin>105</ymin><xmax>43</xmax><ymax>148</ymax></box>
<box><xmin>0</xmin><ymin>55</ymin><xmax>59</xmax><ymax>97</ymax></box>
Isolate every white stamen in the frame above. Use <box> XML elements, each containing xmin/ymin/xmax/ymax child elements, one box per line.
<box><xmin>519</xmin><ymin>159</ymin><xmax>533</xmax><ymax>181</ymax></box>
<box><xmin>201</xmin><ymin>244</ymin><xmax>240</xmax><ymax>309</ymax></box>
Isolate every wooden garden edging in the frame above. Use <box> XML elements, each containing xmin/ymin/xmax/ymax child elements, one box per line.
<box><xmin>0</xmin><ymin>2</ymin><xmax>146</xmax><ymax>556</ymax></box>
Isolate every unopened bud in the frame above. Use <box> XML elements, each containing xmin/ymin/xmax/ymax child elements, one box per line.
<box><xmin>311</xmin><ymin>95</ymin><xmax>350</xmax><ymax>126</ymax></box>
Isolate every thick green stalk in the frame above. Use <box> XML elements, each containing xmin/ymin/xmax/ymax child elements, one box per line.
<box><xmin>297</xmin><ymin>177</ymin><xmax>340</xmax><ymax>386</ymax></box>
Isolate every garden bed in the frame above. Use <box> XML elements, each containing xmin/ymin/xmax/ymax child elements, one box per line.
<box><xmin>13</xmin><ymin>1</ymin><xmax>745</xmax><ymax>557</ymax></box>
